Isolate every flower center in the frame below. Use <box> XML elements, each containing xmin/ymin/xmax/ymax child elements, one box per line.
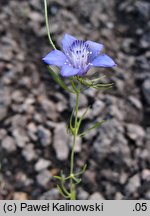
<box><xmin>65</xmin><ymin>40</ymin><xmax>91</xmax><ymax>69</ymax></box>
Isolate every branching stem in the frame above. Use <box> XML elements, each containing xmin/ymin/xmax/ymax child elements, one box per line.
<box><xmin>70</xmin><ymin>82</ymin><xmax>80</xmax><ymax>200</ymax></box>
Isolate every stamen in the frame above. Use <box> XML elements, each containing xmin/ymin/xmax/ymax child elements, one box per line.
<box><xmin>67</xmin><ymin>40</ymin><xmax>91</xmax><ymax>70</ymax></box>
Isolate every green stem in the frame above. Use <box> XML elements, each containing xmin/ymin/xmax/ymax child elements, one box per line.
<box><xmin>44</xmin><ymin>0</ymin><xmax>56</xmax><ymax>50</ymax></box>
<box><xmin>70</xmin><ymin>82</ymin><xmax>80</xmax><ymax>200</ymax></box>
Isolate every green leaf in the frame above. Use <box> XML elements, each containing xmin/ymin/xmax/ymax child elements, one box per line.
<box><xmin>78</xmin><ymin>106</ymin><xmax>90</xmax><ymax>128</ymax></box>
<box><xmin>82</xmin><ymin>164</ymin><xmax>87</xmax><ymax>173</ymax></box>
<box><xmin>61</xmin><ymin>181</ymin><xmax>70</xmax><ymax>196</ymax></box>
<box><xmin>48</xmin><ymin>66</ymin><xmax>74</xmax><ymax>93</ymax></box>
<box><xmin>69</xmin><ymin>78</ymin><xmax>77</xmax><ymax>92</ymax></box>
<box><xmin>94</xmin><ymin>83</ymin><xmax>114</xmax><ymax>89</ymax></box>
<box><xmin>90</xmin><ymin>75</ymin><xmax>106</xmax><ymax>83</ymax></box>
<box><xmin>57</xmin><ymin>185</ymin><xmax>70</xmax><ymax>198</ymax></box>
<box><xmin>70</xmin><ymin>108</ymin><xmax>75</xmax><ymax>134</ymax></box>
<box><xmin>74</xmin><ymin>76</ymin><xmax>114</xmax><ymax>91</ymax></box>
<box><xmin>79</xmin><ymin>120</ymin><xmax>105</xmax><ymax>137</ymax></box>
<box><xmin>75</xmin><ymin>164</ymin><xmax>87</xmax><ymax>177</ymax></box>
<box><xmin>73</xmin><ymin>177</ymin><xmax>81</xmax><ymax>184</ymax></box>
<box><xmin>53</xmin><ymin>175</ymin><xmax>63</xmax><ymax>180</ymax></box>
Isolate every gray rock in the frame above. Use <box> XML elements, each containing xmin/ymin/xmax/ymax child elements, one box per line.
<box><xmin>90</xmin><ymin>100</ymin><xmax>105</xmax><ymax>118</ymax></box>
<box><xmin>93</xmin><ymin>119</ymin><xmax>130</xmax><ymax>165</ymax></box>
<box><xmin>22</xmin><ymin>144</ymin><xmax>37</xmax><ymax>162</ymax></box>
<box><xmin>19</xmin><ymin>76</ymin><xmax>32</xmax><ymax>89</ymax></box>
<box><xmin>77</xmin><ymin>187</ymin><xmax>89</xmax><ymax>200</ymax></box>
<box><xmin>77</xmin><ymin>107</ymin><xmax>89</xmax><ymax>119</ymax></box>
<box><xmin>84</xmin><ymin>122</ymin><xmax>98</xmax><ymax>140</ymax></box>
<box><xmin>145</xmin><ymin>128</ymin><xmax>150</xmax><ymax>162</ymax></box>
<box><xmin>28</xmin><ymin>11</ymin><xmax>43</xmax><ymax>22</ymax></box>
<box><xmin>0</xmin><ymin>129</ymin><xmax>7</xmax><ymax>141</ymax></box>
<box><xmin>10</xmin><ymin>114</ymin><xmax>27</xmax><ymax>128</ymax></box>
<box><xmin>56</xmin><ymin>101</ymin><xmax>67</xmax><ymax>112</ymax></box>
<box><xmin>36</xmin><ymin>170</ymin><xmax>52</xmax><ymax>187</ymax></box>
<box><xmin>11</xmin><ymin>90</ymin><xmax>24</xmax><ymax>103</ymax></box>
<box><xmin>101</xmin><ymin>169</ymin><xmax>119</xmax><ymax>182</ymax></box>
<box><xmin>37</xmin><ymin>125</ymin><xmax>52</xmax><ymax>146</ymax></box>
<box><xmin>70</xmin><ymin>93</ymin><xmax>88</xmax><ymax>109</ymax></box>
<box><xmin>39</xmin><ymin>188</ymin><xmax>59</xmax><ymax>200</ymax></box>
<box><xmin>89</xmin><ymin>192</ymin><xmax>104</xmax><ymax>200</ymax></box>
<box><xmin>33</xmin><ymin>113</ymin><xmax>43</xmax><ymax>124</ymax></box>
<box><xmin>84</xmin><ymin>170</ymin><xmax>96</xmax><ymax>185</ymax></box>
<box><xmin>145</xmin><ymin>190</ymin><xmax>150</xmax><ymax>199</ymax></box>
<box><xmin>35</xmin><ymin>158</ymin><xmax>51</xmax><ymax>172</ymax></box>
<box><xmin>125</xmin><ymin>174</ymin><xmax>141</xmax><ymax>195</ymax></box>
<box><xmin>115</xmin><ymin>192</ymin><xmax>124</xmax><ymax>200</ymax></box>
<box><xmin>84</xmin><ymin>88</ymin><xmax>97</xmax><ymax>97</ymax></box>
<box><xmin>126</xmin><ymin>123</ymin><xmax>145</xmax><ymax>146</ymax></box>
<box><xmin>135</xmin><ymin>1</ymin><xmax>150</xmax><ymax>19</ymax></box>
<box><xmin>141</xmin><ymin>169</ymin><xmax>150</xmax><ymax>182</ymax></box>
<box><xmin>145</xmin><ymin>127</ymin><xmax>150</xmax><ymax>145</ymax></box>
<box><xmin>53</xmin><ymin>123</ymin><xmax>69</xmax><ymax>161</ymax></box>
<box><xmin>1</xmin><ymin>136</ymin><xmax>16</xmax><ymax>153</ymax></box>
<box><xmin>69</xmin><ymin>136</ymin><xmax>82</xmax><ymax>153</ymax></box>
<box><xmin>0</xmin><ymin>106</ymin><xmax>7</xmax><ymax>121</ymax></box>
<box><xmin>128</xmin><ymin>96</ymin><xmax>142</xmax><ymax>110</ymax></box>
<box><xmin>54</xmin><ymin>92</ymin><xmax>67</xmax><ymax>112</ymax></box>
<box><xmin>19</xmin><ymin>97</ymin><xmax>35</xmax><ymax>113</ymax></box>
<box><xmin>119</xmin><ymin>172</ymin><xmax>128</xmax><ymax>185</ymax></box>
<box><xmin>38</xmin><ymin>96</ymin><xmax>58</xmax><ymax>121</ymax></box>
<box><xmin>12</xmin><ymin>128</ymin><xmax>29</xmax><ymax>148</ymax></box>
<box><xmin>15</xmin><ymin>171</ymin><xmax>33</xmax><ymax>187</ymax></box>
<box><xmin>0</xmin><ymin>90</ymin><xmax>10</xmax><ymax>121</ymax></box>
<box><xmin>109</xmin><ymin>105</ymin><xmax>124</xmax><ymax>121</ymax></box>
<box><xmin>27</xmin><ymin>122</ymin><xmax>37</xmax><ymax>141</ymax></box>
<box><xmin>142</xmin><ymin>79</ymin><xmax>150</xmax><ymax>105</ymax></box>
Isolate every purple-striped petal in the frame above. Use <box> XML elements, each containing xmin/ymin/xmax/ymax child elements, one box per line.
<box><xmin>60</xmin><ymin>65</ymin><xmax>79</xmax><ymax>77</ymax></box>
<box><xmin>42</xmin><ymin>50</ymin><xmax>66</xmax><ymax>67</ymax></box>
<box><xmin>61</xmin><ymin>34</ymin><xmax>77</xmax><ymax>53</ymax></box>
<box><xmin>92</xmin><ymin>54</ymin><xmax>116</xmax><ymax>67</ymax></box>
<box><xmin>86</xmin><ymin>40</ymin><xmax>104</xmax><ymax>61</ymax></box>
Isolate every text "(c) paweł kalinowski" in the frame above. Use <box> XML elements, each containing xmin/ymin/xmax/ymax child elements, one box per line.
<box><xmin>20</xmin><ymin>202</ymin><xmax>104</xmax><ymax>212</ymax></box>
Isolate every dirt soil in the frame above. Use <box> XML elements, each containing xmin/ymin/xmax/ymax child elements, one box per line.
<box><xmin>0</xmin><ymin>0</ymin><xmax>150</xmax><ymax>200</ymax></box>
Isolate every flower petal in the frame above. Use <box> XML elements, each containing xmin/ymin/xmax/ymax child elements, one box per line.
<box><xmin>92</xmin><ymin>54</ymin><xmax>117</xmax><ymax>67</ymax></box>
<box><xmin>42</xmin><ymin>50</ymin><xmax>66</xmax><ymax>67</ymax></box>
<box><xmin>60</xmin><ymin>65</ymin><xmax>79</xmax><ymax>77</ymax></box>
<box><xmin>61</xmin><ymin>34</ymin><xmax>77</xmax><ymax>53</ymax></box>
<box><xmin>86</xmin><ymin>40</ymin><xmax>104</xmax><ymax>60</ymax></box>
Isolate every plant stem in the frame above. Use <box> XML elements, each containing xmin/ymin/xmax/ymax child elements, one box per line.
<box><xmin>70</xmin><ymin>83</ymin><xmax>80</xmax><ymax>200</ymax></box>
<box><xmin>44</xmin><ymin>0</ymin><xmax>56</xmax><ymax>50</ymax></box>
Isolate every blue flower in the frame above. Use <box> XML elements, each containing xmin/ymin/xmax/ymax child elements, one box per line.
<box><xmin>43</xmin><ymin>34</ymin><xmax>116</xmax><ymax>77</ymax></box>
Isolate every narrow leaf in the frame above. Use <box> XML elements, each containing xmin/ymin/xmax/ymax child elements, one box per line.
<box><xmin>78</xmin><ymin>106</ymin><xmax>90</xmax><ymax>127</ymax></box>
<box><xmin>53</xmin><ymin>176</ymin><xmax>63</xmax><ymax>180</ymax></box>
<box><xmin>79</xmin><ymin>120</ymin><xmax>105</xmax><ymax>137</ymax></box>
<box><xmin>82</xmin><ymin>164</ymin><xmax>87</xmax><ymax>172</ymax></box>
<box><xmin>70</xmin><ymin>108</ymin><xmax>75</xmax><ymax>133</ymax></box>
<box><xmin>70</xmin><ymin>78</ymin><xmax>78</xmax><ymax>93</ymax></box>
<box><xmin>73</xmin><ymin>177</ymin><xmax>81</xmax><ymax>184</ymax></box>
<box><xmin>75</xmin><ymin>164</ymin><xmax>87</xmax><ymax>177</ymax></box>
<box><xmin>57</xmin><ymin>185</ymin><xmax>69</xmax><ymax>198</ymax></box>
<box><xmin>61</xmin><ymin>181</ymin><xmax>70</xmax><ymax>196</ymax></box>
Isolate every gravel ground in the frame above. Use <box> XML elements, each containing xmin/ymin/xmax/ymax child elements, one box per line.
<box><xmin>0</xmin><ymin>0</ymin><xmax>150</xmax><ymax>200</ymax></box>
